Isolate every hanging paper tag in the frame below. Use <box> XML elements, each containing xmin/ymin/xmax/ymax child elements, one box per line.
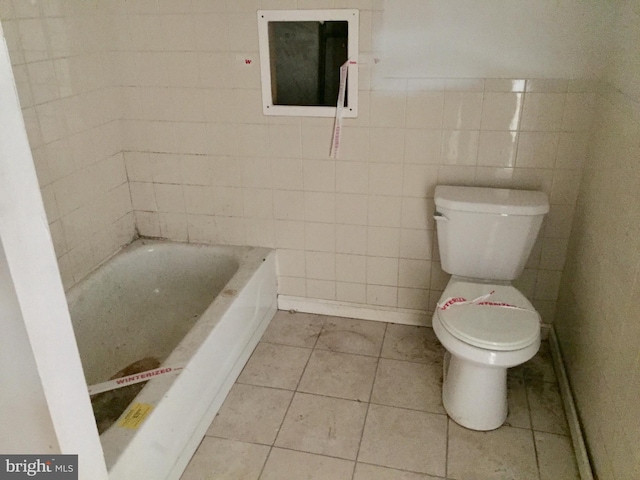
<box><xmin>330</xmin><ymin>59</ymin><xmax>349</xmax><ymax>159</ymax></box>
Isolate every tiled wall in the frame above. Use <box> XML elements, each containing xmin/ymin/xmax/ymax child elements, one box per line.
<box><xmin>0</xmin><ymin>1</ymin><xmax>134</xmax><ymax>290</ymax></box>
<box><xmin>555</xmin><ymin>1</ymin><xmax>640</xmax><ymax>478</ymax></box>
<box><xmin>2</xmin><ymin>0</ymin><xmax>596</xmax><ymax>322</ymax></box>
<box><xmin>116</xmin><ymin>1</ymin><xmax>594</xmax><ymax>323</ymax></box>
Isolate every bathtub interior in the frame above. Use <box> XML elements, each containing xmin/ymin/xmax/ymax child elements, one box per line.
<box><xmin>87</xmin><ymin>241</ymin><xmax>277</xmax><ymax>479</ymax></box>
<box><xmin>67</xmin><ymin>240</ymin><xmax>241</xmax><ymax>386</ymax></box>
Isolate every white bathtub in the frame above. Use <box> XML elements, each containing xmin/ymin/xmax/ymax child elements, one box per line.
<box><xmin>66</xmin><ymin>239</ymin><xmax>277</xmax><ymax>479</ymax></box>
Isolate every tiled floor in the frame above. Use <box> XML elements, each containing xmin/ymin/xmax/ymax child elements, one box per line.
<box><xmin>181</xmin><ymin>311</ymin><xmax>580</xmax><ymax>480</ymax></box>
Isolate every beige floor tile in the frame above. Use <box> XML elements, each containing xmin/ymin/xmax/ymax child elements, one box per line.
<box><xmin>298</xmin><ymin>349</ymin><xmax>378</xmax><ymax>401</ymax></box>
<box><xmin>371</xmin><ymin>358</ymin><xmax>444</xmax><ymax>414</ymax></box>
<box><xmin>275</xmin><ymin>392</ymin><xmax>368</xmax><ymax>460</ymax></box>
<box><xmin>505</xmin><ymin>375</ymin><xmax>531</xmax><ymax>429</ymax></box>
<box><xmin>381</xmin><ymin>324</ymin><xmax>444</xmax><ymax>365</ymax></box>
<box><xmin>534</xmin><ymin>431</ymin><xmax>580</xmax><ymax>480</ymax></box>
<box><xmin>447</xmin><ymin>422</ymin><xmax>538</xmax><ymax>480</ymax></box>
<box><xmin>260</xmin><ymin>448</ymin><xmax>354</xmax><ymax>480</ymax></box>
<box><xmin>354</xmin><ymin>463</ymin><xmax>444</xmax><ymax>479</ymax></box>
<box><xmin>206</xmin><ymin>384</ymin><xmax>293</xmax><ymax>445</ymax></box>
<box><xmin>180</xmin><ymin>437</ymin><xmax>269</xmax><ymax>480</ymax></box>
<box><xmin>521</xmin><ymin>345</ymin><xmax>557</xmax><ymax>384</ymax></box>
<box><xmin>527</xmin><ymin>380</ymin><xmax>569</xmax><ymax>435</ymax></box>
<box><xmin>316</xmin><ymin>317</ymin><xmax>387</xmax><ymax>356</ymax></box>
<box><xmin>237</xmin><ymin>342</ymin><xmax>311</xmax><ymax>390</ymax></box>
<box><xmin>358</xmin><ymin>404</ymin><xmax>447</xmax><ymax>477</ymax></box>
<box><xmin>260</xmin><ymin>311</ymin><xmax>325</xmax><ymax>348</ymax></box>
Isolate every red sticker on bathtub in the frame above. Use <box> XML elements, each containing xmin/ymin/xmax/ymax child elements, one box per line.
<box><xmin>88</xmin><ymin>365</ymin><xmax>185</xmax><ymax>395</ymax></box>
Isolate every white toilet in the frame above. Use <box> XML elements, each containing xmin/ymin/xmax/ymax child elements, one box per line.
<box><xmin>432</xmin><ymin>185</ymin><xmax>549</xmax><ymax>431</ymax></box>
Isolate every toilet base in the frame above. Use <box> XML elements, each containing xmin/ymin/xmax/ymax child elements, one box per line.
<box><xmin>442</xmin><ymin>352</ymin><xmax>508</xmax><ymax>431</ymax></box>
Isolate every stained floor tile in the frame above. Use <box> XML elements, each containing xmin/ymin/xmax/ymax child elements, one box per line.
<box><xmin>381</xmin><ymin>324</ymin><xmax>444</xmax><ymax>364</ymax></box>
<box><xmin>353</xmin><ymin>463</ymin><xmax>443</xmax><ymax>480</ymax></box>
<box><xmin>297</xmin><ymin>349</ymin><xmax>378</xmax><ymax>401</ymax></box>
<box><xmin>181</xmin><ymin>437</ymin><xmax>269</xmax><ymax>480</ymax></box>
<box><xmin>260</xmin><ymin>448</ymin><xmax>354</xmax><ymax>480</ymax></box>
<box><xmin>447</xmin><ymin>421</ymin><xmax>539</xmax><ymax>480</ymax></box>
<box><xmin>237</xmin><ymin>342</ymin><xmax>311</xmax><ymax>390</ymax></box>
<box><xmin>206</xmin><ymin>384</ymin><xmax>293</xmax><ymax>444</ymax></box>
<box><xmin>527</xmin><ymin>380</ymin><xmax>570</xmax><ymax>435</ymax></box>
<box><xmin>316</xmin><ymin>317</ymin><xmax>387</xmax><ymax>356</ymax></box>
<box><xmin>358</xmin><ymin>404</ymin><xmax>447</xmax><ymax>477</ymax></box>
<box><xmin>261</xmin><ymin>310</ymin><xmax>325</xmax><ymax>348</ymax></box>
<box><xmin>371</xmin><ymin>358</ymin><xmax>444</xmax><ymax>413</ymax></box>
<box><xmin>275</xmin><ymin>392</ymin><xmax>367</xmax><ymax>460</ymax></box>
<box><xmin>181</xmin><ymin>313</ymin><xmax>579</xmax><ymax>480</ymax></box>
<box><xmin>535</xmin><ymin>431</ymin><xmax>580</xmax><ymax>480</ymax></box>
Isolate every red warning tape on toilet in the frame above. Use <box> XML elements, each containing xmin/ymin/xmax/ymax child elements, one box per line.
<box><xmin>88</xmin><ymin>365</ymin><xmax>184</xmax><ymax>395</ymax></box>
<box><xmin>438</xmin><ymin>291</ymin><xmax>523</xmax><ymax>310</ymax></box>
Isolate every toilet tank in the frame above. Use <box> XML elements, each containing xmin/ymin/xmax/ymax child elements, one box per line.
<box><xmin>434</xmin><ymin>186</ymin><xmax>549</xmax><ymax>281</ymax></box>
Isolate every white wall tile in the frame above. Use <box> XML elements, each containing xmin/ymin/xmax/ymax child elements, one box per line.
<box><xmin>336</xmin><ymin>161</ymin><xmax>368</xmax><ymax>194</ymax></box>
<box><xmin>335</xmin><ymin>193</ymin><xmax>368</xmax><ymax>225</ymax></box>
<box><xmin>336</xmin><ymin>254</ymin><xmax>367</xmax><ymax>284</ymax></box>
<box><xmin>368</xmin><ymin>163</ymin><xmax>403</xmax><ymax>195</ymax></box>
<box><xmin>400</xmin><ymin>228</ymin><xmax>431</xmax><ymax>261</ymax></box>
<box><xmin>477</xmin><ymin>131</ymin><xmax>518</xmax><ymax>167</ymax></box>
<box><xmin>481</xmin><ymin>93</ymin><xmax>523</xmax><ymax>131</ymax></box>
<box><xmin>305</xmin><ymin>222</ymin><xmax>335</xmax><ymax>253</ymax></box>
<box><xmin>277</xmin><ymin>249</ymin><xmax>306</xmax><ymax>277</ymax></box>
<box><xmin>367</xmin><ymin>226</ymin><xmax>400</xmax><ymax>257</ymax></box>
<box><xmin>516</xmin><ymin>132</ymin><xmax>560</xmax><ymax>169</ymax></box>
<box><xmin>406</xmin><ymin>91</ymin><xmax>444</xmax><ymax>129</ymax></box>
<box><xmin>404</xmin><ymin>129</ymin><xmax>441</xmax><ymax>164</ymax></box>
<box><xmin>368</xmin><ymin>195</ymin><xmax>402</xmax><ymax>228</ymax></box>
<box><xmin>367</xmin><ymin>256</ymin><xmax>399</xmax><ymax>286</ymax></box>
<box><xmin>215</xmin><ymin>215</ymin><xmax>246</xmax><ymax>244</ymax></box>
<box><xmin>304</xmin><ymin>192</ymin><xmax>335</xmax><ymax>223</ymax></box>
<box><xmin>336</xmin><ymin>224</ymin><xmax>368</xmax><ymax>255</ymax></box>
<box><xmin>336</xmin><ymin>281</ymin><xmax>367</xmax><ymax>304</ymax></box>
<box><xmin>520</xmin><ymin>93</ymin><xmax>565</xmax><ymax>131</ymax></box>
<box><xmin>306</xmin><ymin>279</ymin><xmax>336</xmax><ymax>300</ymax></box>
<box><xmin>303</xmin><ymin>159</ymin><xmax>336</xmax><ymax>192</ymax></box>
<box><xmin>367</xmin><ymin>284</ymin><xmax>397</xmax><ymax>307</ymax></box>
<box><xmin>275</xmin><ymin>220</ymin><xmax>305</xmax><ymax>250</ymax></box>
<box><xmin>443</xmin><ymin>92</ymin><xmax>483</xmax><ymax>129</ymax></box>
<box><xmin>370</xmin><ymin>90</ymin><xmax>406</xmax><ymax>128</ymax></box>
<box><xmin>397</xmin><ymin>287</ymin><xmax>429</xmax><ymax>310</ymax></box>
<box><xmin>369</xmin><ymin>128</ymin><xmax>405</xmax><ymax>163</ymax></box>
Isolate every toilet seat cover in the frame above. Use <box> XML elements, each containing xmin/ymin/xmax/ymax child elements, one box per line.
<box><xmin>436</xmin><ymin>284</ymin><xmax>540</xmax><ymax>351</ymax></box>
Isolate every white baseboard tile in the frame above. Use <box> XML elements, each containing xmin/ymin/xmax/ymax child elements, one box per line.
<box><xmin>277</xmin><ymin>295</ymin><xmax>554</xmax><ymax>335</ymax></box>
<box><xmin>549</xmin><ymin>327</ymin><xmax>594</xmax><ymax>480</ymax></box>
<box><xmin>277</xmin><ymin>295</ymin><xmax>431</xmax><ymax>327</ymax></box>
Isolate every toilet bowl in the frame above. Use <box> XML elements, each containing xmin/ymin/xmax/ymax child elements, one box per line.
<box><xmin>432</xmin><ymin>278</ymin><xmax>540</xmax><ymax>430</ymax></box>
<box><xmin>432</xmin><ymin>185</ymin><xmax>549</xmax><ymax>431</ymax></box>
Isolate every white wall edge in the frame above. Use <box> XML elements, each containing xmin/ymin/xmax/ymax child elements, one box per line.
<box><xmin>278</xmin><ymin>295</ymin><xmax>431</xmax><ymax>326</ymax></box>
<box><xmin>549</xmin><ymin>327</ymin><xmax>594</xmax><ymax>480</ymax></box>
<box><xmin>0</xmin><ymin>31</ymin><xmax>108</xmax><ymax>478</ymax></box>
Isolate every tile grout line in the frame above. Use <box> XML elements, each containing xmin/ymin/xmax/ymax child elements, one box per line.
<box><xmin>257</xmin><ymin>315</ymin><xmax>328</xmax><ymax>480</ymax></box>
<box><xmin>525</xmin><ymin>356</ymin><xmax>543</xmax><ymax>480</ymax></box>
<box><xmin>444</xmin><ymin>417</ymin><xmax>450</xmax><ymax>479</ymax></box>
<box><xmin>350</xmin><ymin>322</ymin><xmax>389</xmax><ymax>479</ymax></box>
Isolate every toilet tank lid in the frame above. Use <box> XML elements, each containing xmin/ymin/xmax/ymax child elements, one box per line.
<box><xmin>435</xmin><ymin>186</ymin><xmax>549</xmax><ymax>215</ymax></box>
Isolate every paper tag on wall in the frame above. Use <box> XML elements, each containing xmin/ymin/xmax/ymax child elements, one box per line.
<box><xmin>330</xmin><ymin>59</ymin><xmax>349</xmax><ymax>159</ymax></box>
